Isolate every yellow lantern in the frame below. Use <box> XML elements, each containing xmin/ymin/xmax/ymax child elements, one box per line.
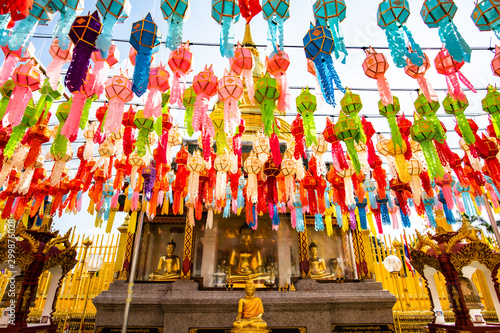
<box><xmin>244</xmin><ymin>151</ymin><xmax>262</xmax><ymax>204</ymax></box>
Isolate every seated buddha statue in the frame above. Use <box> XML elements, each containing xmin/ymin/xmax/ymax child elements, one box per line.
<box><xmin>308</xmin><ymin>241</ymin><xmax>334</xmax><ymax>279</ymax></box>
<box><xmin>149</xmin><ymin>239</ymin><xmax>181</xmax><ymax>280</ymax></box>
<box><xmin>228</xmin><ymin>224</ymin><xmax>268</xmax><ymax>284</ymax></box>
<box><xmin>232</xmin><ymin>280</ymin><xmax>268</xmax><ymax>333</ymax></box>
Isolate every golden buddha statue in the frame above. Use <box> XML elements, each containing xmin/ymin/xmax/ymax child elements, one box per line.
<box><xmin>308</xmin><ymin>241</ymin><xmax>334</xmax><ymax>279</ymax></box>
<box><xmin>149</xmin><ymin>239</ymin><xmax>181</xmax><ymax>281</ymax></box>
<box><xmin>228</xmin><ymin>224</ymin><xmax>268</xmax><ymax>285</ymax></box>
<box><xmin>232</xmin><ymin>280</ymin><xmax>268</xmax><ymax>333</ymax></box>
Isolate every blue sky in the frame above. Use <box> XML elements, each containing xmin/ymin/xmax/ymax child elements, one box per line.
<box><xmin>19</xmin><ymin>0</ymin><xmax>499</xmax><ymax>235</ymax></box>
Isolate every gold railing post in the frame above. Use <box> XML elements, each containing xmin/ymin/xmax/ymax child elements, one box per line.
<box><xmin>181</xmin><ymin>216</ymin><xmax>194</xmax><ymax>279</ymax></box>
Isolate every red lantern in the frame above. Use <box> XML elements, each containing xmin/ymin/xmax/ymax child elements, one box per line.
<box><xmin>291</xmin><ymin>114</ymin><xmax>305</xmax><ymax>160</ymax></box>
<box><xmin>491</xmin><ymin>45</ymin><xmax>500</xmax><ymax>77</ymax></box>
<box><xmin>323</xmin><ymin>117</ymin><xmax>348</xmax><ymax>171</ymax></box>
<box><xmin>404</xmin><ymin>53</ymin><xmax>437</xmax><ymax>103</ymax></box>
<box><xmin>230</xmin><ymin>42</ymin><xmax>254</xmax><ymax>102</ymax></box>
<box><xmin>94</xmin><ymin>104</ymin><xmax>108</xmax><ymax>144</ymax></box>
<box><xmin>266</xmin><ymin>49</ymin><xmax>290</xmax><ymax>111</ymax></box>
<box><xmin>168</xmin><ymin>41</ymin><xmax>193</xmax><ymax>107</ymax></box>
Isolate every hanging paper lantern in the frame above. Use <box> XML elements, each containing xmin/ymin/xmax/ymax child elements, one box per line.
<box><xmin>253</xmin><ymin>131</ymin><xmax>270</xmax><ymax>164</ymax></box>
<box><xmin>3</xmin><ymin>99</ymin><xmax>36</xmax><ymax>158</ymax></box>
<box><xmin>313</xmin><ymin>0</ymin><xmax>347</xmax><ymax>64</ymax></box>
<box><xmin>421</xmin><ymin>0</ymin><xmax>471</xmax><ymax>63</ymax></box>
<box><xmin>363</xmin><ymin>46</ymin><xmax>392</xmax><ymax>106</ymax></box>
<box><xmin>491</xmin><ymin>45</ymin><xmax>500</xmax><ymax>77</ymax></box>
<box><xmin>377</xmin><ymin>0</ymin><xmax>424</xmax><ymax>68</ymax></box>
<box><xmin>405</xmin><ymin>53</ymin><xmax>438</xmax><ymax>103</ymax></box>
<box><xmin>214</xmin><ymin>152</ymin><xmax>231</xmax><ymax>204</ymax></box>
<box><xmin>95</xmin><ymin>0</ymin><xmax>130</xmax><ymax>57</ymax></box>
<box><xmin>65</xmin><ymin>11</ymin><xmax>102</xmax><ymax>93</ymax></box>
<box><xmin>182</xmin><ymin>86</ymin><xmax>196</xmax><ymax>136</ymax></box>
<box><xmin>1</xmin><ymin>0</ymin><xmax>30</xmax><ymax>22</ymax></box>
<box><xmin>291</xmin><ymin>114</ymin><xmax>306</xmax><ymax>160</ymax></box>
<box><xmin>263</xmin><ymin>155</ymin><xmax>281</xmax><ymax>229</ymax></box>
<box><xmin>130</xmin><ymin>13</ymin><xmax>161</xmax><ymax>97</ymax></box>
<box><xmin>378</xmin><ymin>95</ymin><xmax>403</xmax><ymax>149</ymax></box>
<box><xmin>4</xmin><ymin>58</ymin><xmax>41</xmax><ymax>128</ymax></box>
<box><xmin>303</xmin><ymin>21</ymin><xmax>346</xmax><ymax>106</ymax></box>
<box><xmin>340</xmin><ymin>88</ymin><xmax>365</xmax><ymax>143</ymax></box>
<box><xmin>51</xmin><ymin>142</ymin><xmax>73</xmax><ymax>186</ymax></box>
<box><xmin>410</xmin><ymin>114</ymin><xmax>445</xmax><ymax>180</ymax></box>
<box><xmin>33</xmin><ymin>78</ymin><xmax>63</xmax><ymax>123</ymax></box>
<box><xmin>266</xmin><ymin>49</ymin><xmax>290</xmax><ymax>112</ymax></box>
<box><xmin>482</xmin><ymin>85</ymin><xmax>500</xmax><ymax>139</ymax></box>
<box><xmin>281</xmin><ymin>154</ymin><xmax>296</xmax><ymax>203</ymax></box>
<box><xmin>238</xmin><ymin>0</ymin><xmax>261</xmax><ymax>23</ymax></box>
<box><xmin>390</xmin><ymin>176</ymin><xmax>412</xmax><ymax>227</ymax></box>
<box><xmin>230</xmin><ymin>42</ymin><xmax>254</xmax><ymax>103</ymax></box>
<box><xmin>434</xmin><ymin>46</ymin><xmax>476</xmax><ymax>102</ymax></box>
<box><xmin>408</xmin><ymin>159</ymin><xmax>423</xmax><ymax>206</ymax></box>
<box><xmin>51</xmin><ymin>0</ymin><xmax>84</xmax><ymax>50</ymax></box>
<box><xmin>144</xmin><ymin>64</ymin><xmax>170</xmax><ymax>118</ymax></box>
<box><xmin>218</xmin><ymin>69</ymin><xmax>243</xmax><ymax>134</ymax></box>
<box><xmin>244</xmin><ymin>150</ymin><xmax>261</xmax><ymax>204</ymax></box>
<box><xmin>323</xmin><ymin>117</ymin><xmax>348</xmax><ymax>171</ymax></box>
<box><xmin>334</xmin><ymin>110</ymin><xmax>361</xmax><ymax>174</ymax></box>
<box><xmin>0</xmin><ymin>42</ymin><xmax>33</xmax><ymax>87</ymax></box>
<box><xmin>211</xmin><ymin>0</ymin><xmax>240</xmax><ymax>58</ymax></box>
<box><xmin>262</xmin><ymin>0</ymin><xmax>289</xmax><ymax>53</ymax></box>
<box><xmin>186</xmin><ymin>150</ymin><xmax>205</xmax><ymax>225</ymax></box>
<box><xmin>86</xmin><ymin>44</ymin><xmax>120</xmax><ymax>98</ymax></box>
<box><xmin>443</xmin><ymin>93</ymin><xmax>475</xmax><ymax>145</ymax></box>
<box><xmin>5</xmin><ymin>0</ymin><xmax>54</xmax><ymax>51</ymax></box>
<box><xmin>472</xmin><ymin>0</ymin><xmax>500</xmax><ymax>40</ymax></box>
<box><xmin>45</xmin><ymin>41</ymin><xmax>72</xmax><ymax>92</ymax></box>
<box><xmin>133</xmin><ymin>109</ymin><xmax>155</xmax><ymax>157</ymax></box>
<box><xmin>296</xmin><ymin>87</ymin><xmax>317</xmax><ymax>147</ymax></box>
<box><xmin>104</xmin><ymin>72</ymin><xmax>133</xmax><ymax>134</ymax></box>
<box><xmin>168</xmin><ymin>42</ymin><xmax>192</xmax><ymax>107</ymax></box>
<box><xmin>386</xmin><ymin>136</ymin><xmax>411</xmax><ymax>184</ymax></box>
<box><xmin>50</xmin><ymin>101</ymin><xmax>70</xmax><ymax>157</ymax></box>
<box><xmin>0</xmin><ymin>80</ymin><xmax>14</xmax><ymax>119</ymax></box>
<box><xmin>414</xmin><ymin>92</ymin><xmax>445</xmax><ymax>142</ymax></box>
<box><xmin>160</xmin><ymin>0</ymin><xmax>189</xmax><ymax>50</ymax></box>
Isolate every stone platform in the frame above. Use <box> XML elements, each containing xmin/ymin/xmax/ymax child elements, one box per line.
<box><xmin>93</xmin><ymin>279</ymin><xmax>396</xmax><ymax>333</ymax></box>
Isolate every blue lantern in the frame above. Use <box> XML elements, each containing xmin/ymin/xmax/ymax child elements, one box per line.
<box><xmin>95</xmin><ymin>0</ymin><xmax>131</xmax><ymax>57</ymax></box>
<box><xmin>130</xmin><ymin>13</ymin><xmax>161</xmax><ymax>97</ymax></box>
<box><xmin>50</xmin><ymin>0</ymin><xmax>84</xmax><ymax>50</ymax></box>
<box><xmin>161</xmin><ymin>0</ymin><xmax>189</xmax><ymax>51</ymax></box>
<box><xmin>472</xmin><ymin>0</ymin><xmax>500</xmax><ymax>39</ymax></box>
<box><xmin>212</xmin><ymin>0</ymin><xmax>240</xmax><ymax>58</ymax></box>
<box><xmin>303</xmin><ymin>21</ymin><xmax>346</xmax><ymax>107</ymax></box>
<box><xmin>313</xmin><ymin>0</ymin><xmax>348</xmax><ymax>64</ymax></box>
<box><xmin>262</xmin><ymin>0</ymin><xmax>290</xmax><ymax>53</ymax></box>
<box><xmin>377</xmin><ymin>0</ymin><xmax>424</xmax><ymax>68</ymax></box>
<box><xmin>421</xmin><ymin>0</ymin><xmax>471</xmax><ymax>63</ymax></box>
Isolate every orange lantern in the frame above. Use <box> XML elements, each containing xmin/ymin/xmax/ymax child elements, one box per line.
<box><xmin>168</xmin><ymin>41</ymin><xmax>193</xmax><ymax>107</ymax></box>
<box><xmin>218</xmin><ymin>69</ymin><xmax>243</xmax><ymax>134</ymax></box>
<box><xmin>104</xmin><ymin>71</ymin><xmax>134</xmax><ymax>134</ymax></box>
<box><xmin>362</xmin><ymin>47</ymin><xmax>392</xmax><ymax>106</ymax></box>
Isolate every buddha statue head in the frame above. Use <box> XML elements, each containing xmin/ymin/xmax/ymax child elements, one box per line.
<box><xmin>239</xmin><ymin>223</ymin><xmax>254</xmax><ymax>250</ymax></box>
<box><xmin>309</xmin><ymin>241</ymin><xmax>319</xmax><ymax>259</ymax></box>
<box><xmin>245</xmin><ymin>280</ymin><xmax>256</xmax><ymax>298</ymax></box>
<box><xmin>166</xmin><ymin>239</ymin><xmax>176</xmax><ymax>256</ymax></box>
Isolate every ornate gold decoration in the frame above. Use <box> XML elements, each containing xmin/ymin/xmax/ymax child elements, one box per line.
<box><xmin>43</xmin><ymin>228</ymin><xmax>72</xmax><ymax>254</ymax></box>
<box><xmin>181</xmin><ymin>216</ymin><xmax>194</xmax><ymax>279</ymax></box>
<box><xmin>444</xmin><ymin>220</ymin><xmax>479</xmax><ymax>254</ymax></box>
<box><xmin>415</xmin><ymin>231</ymin><xmax>442</xmax><ymax>255</ymax></box>
<box><xmin>43</xmin><ymin>247</ymin><xmax>78</xmax><ymax>275</ymax></box>
<box><xmin>297</xmin><ymin>231</ymin><xmax>309</xmax><ymax>278</ymax></box>
<box><xmin>352</xmin><ymin>229</ymin><xmax>369</xmax><ymax>279</ymax></box>
<box><xmin>16</xmin><ymin>222</ymin><xmax>40</xmax><ymax>254</ymax></box>
<box><xmin>450</xmin><ymin>242</ymin><xmax>500</xmax><ymax>273</ymax></box>
<box><xmin>409</xmin><ymin>249</ymin><xmax>441</xmax><ymax>276</ymax></box>
<box><xmin>451</xmin><ymin>286</ymin><xmax>462</xmax><ymax>311</ymax></box>
<box><xmin>21</xmin><ymin>288</ymin><xmax>31</xmax><ymax>312</ymax></box>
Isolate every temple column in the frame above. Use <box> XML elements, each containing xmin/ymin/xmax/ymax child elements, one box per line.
<box><xmin>181</xmin><ymin>216</ymin><xmax>195</xmax><ymax>279</ymax></box>
<box><xmin>277</xmin><ymin>223</ymin><xmax>292</xmax><ymax>287</ymax></box>
<box><xmin>297</xmin><ymin>230</ymin><xmax>309</xmax><ymax>278</ymax></box>
<box><xmin>424</xmin><ymin>267</ymin><xmax>445</xmax><ymax>324</ymax></box>
<box><xmin>200</xmin><ymin>217</ymin><xmax>219</xmax><ymax>287</ymax></box>
<box><xmin>40</xmin><ymin>266</ymin><xmax>62</xmax><ymax>319</ymax></box>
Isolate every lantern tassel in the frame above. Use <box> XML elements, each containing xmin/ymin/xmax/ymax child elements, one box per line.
<box><xmin>65</xmin><ymin>42</ymin><xmax>93</xmax><ymax>93</ymax></box>
<box><xmin>7</xmin><ymin>15</ymin><xmax>37</xmax><ymax>51</ymax></box>
<box><xmin>220</xmin><ymin>16</ymin><xmax>235</xmax><ymax>58</ymax></box>
<box><xmin>61</xmin><ymin>91</ymin><xmax>86</xmax><ymax>142</ymax></box>
<box><xmin>165</xmin><ymin>14</ymin><xmax>183</xmax><ymax>51</ymax></box>
<box><xmin>327</xmin><ymin>17</ymin><xmax>347</xmax><ymax>64</ymax></box>
<box><xmin>144</xmin><ymin>86</ymin><xmax>162</xmax><ymax>118</ymax></box>
<box><xmin>376</xmin><ymin>75</ymin><xmax>393</xmax><ymax>106</ymax></box>
<box><xmin>86</xmin><ymin>60</ymin><xmax>109</xmax><ymax>98</ymax></box>
<box><xmin>95</xmin><ymin>16</ymin><xmax>118</xmax><ymax>58</ymax></box>
<box><xmin>0</xmin><ymin>53</ymin><xmax>19</xmax><ymax>86</ymax></box>
<box><xmin>53</xmin><ymin>10</ymin><xmax>77</xmax><ymax>50</ymax></box>
<box><xmin>437</xmin><ymin>18</ymin><xmax>471</xmax><ymax>63</ymax></box>
<box><xmin>104</xmin><ymin>98</ymin><xmax>125</xmax><ymax>134</ymax></box>
<box><xmin>132</xmin><ymin>49</ymin><xmax>153</xmax><ymax>97</ymax></box>
<box><xmin>4</xmin><ymin>85</ymin><xmax>31</xmax><ymax>127</ymax></box>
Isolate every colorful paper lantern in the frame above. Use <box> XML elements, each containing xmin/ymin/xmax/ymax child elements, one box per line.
<box><xmin>443</xmin><ymin>93</ymin><xmax>475</xmax><ymax>145</ymax></box>
<box><xmin>291</xmin><ymin>114</ymin><xmax>306</xmax><ymax>160</ymax></box>
<box><xmin>410</xmin><ymin>114</ymin><xmax>444</xmax><ymax>180</ymax></box>
<box><xmin>340</xmin><ymin>88</ymin><xmax>365</xmax><ymax>143</ymax></box>
<box><xmin>335</xmin><ymin>110</ymin><xmax>361</xmax><ymax>174</ymax></box>
<box><xmin>492</xmin><ymin>45</ymin><xmax>500</xmax><ymax>77</ymax></box>
<box><xmin>363</xmin><ymin>46</ymin><xmax>392</xmax><ymax>106</ymax></box>
<box><xmin>377</xmin><ymin>0</ymin><xmax>424</xmax><ymax>68</ymax></box>
<box><xmin>130</xmin><ymin>13</ymin><xmax>161</xmax><ymax>97</ymax></box>
<box><xmin>0</xmin><ymin>42</ymin><xmax>33</xmax><ymax>87</ymax></box>
<box><xmin>405</xmin><ymin>52</ymin><xmax>438</xmax><ymax>103</ymax></box>
<box><xmin>262</xmin><ymin>0</ymin><xmax>289</xmax><ymax>53</ymax></box>
<box><xmin>238</xmin><ymin>0</ymin><xmax>261</xmax><ymax>23</ymax></box>
<box><xmin>65</xmin><ymin>11</ymin><xmax>102</xmax><ymax>93</ymax></box>
<box><xmin>104</xmin><ymin>71</ymin><xmax>133</xmax><ymax>134</ymax></box>
<box><xmin>86</xmin><ymin>44</ymin><xmax>120</xmax><ymax>98</ymax></box>
<box><xmin>472</xmin><ymin>0</ymin><xmax>500</xmax><ymax>39</ymax></box>
<box><xmin>211</xmin><ymin>0</ymin><xmax>240</xmax><ymax>58</ymax></box>
<box><xmin>144</xmin><ymin>63</ymin><xmax>170</xmax><ymax>118</ymax></box>
<box><xmin>161</xmin><ymin>0</ymin><xmax>189</xmax><ymax>50</ymax></box>
<box><xmin>230</xmin><ymin>42</ymin><xmax>254</xmax><ymax>102</ymax></box>
<box><xmin>482</xmin><ymin>85</ymin><xmax>500</xmax><ymax>139</ymax></box>
<box><xmin>296</xmin><ymin>87</ymin><xmax>317</xmax><ymax>147</ymax></box>
<box><xmin>133</xmin><ymin>109</ymin><xmax>155</xmax><ymax>157</ymax></box>
<box><xmin>266</xmin><ymin>49</ymin><xmax>290</xmax><ymax>112</ymax></box>
<box><xmin>46</xmin><ymin>39</ymin><xmax>72</xmax><ymax>89</ymax></box>
<box><xmin>182</xmin><ymin>86</ymin><xmax>196</xmax><ymax>136</ymax></box>
<box><xmin>303</xmin><ymin>21</ymin><xmax>346</xmax><ymax>106</ymax></box>
<box><xmin>313</xmin><ymin>0</ymin><xmax>347</xmax><ymax>64</ymax></box>
<box><xmin>218</xmin><ymin>69</ymin><xmax>243</xmax><ymax>134</ymax></box>
<box><xmin>51</xmin><ymin>0</ymin><xmax>84</xmax><ymax>50</ymax></box>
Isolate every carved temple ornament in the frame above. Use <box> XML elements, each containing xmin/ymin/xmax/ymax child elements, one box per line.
<box><xmin>0</xmin><ymin>221</ymin><xmax>37</xmax><ymax>271</ymax></box>
<box><xmin>414</xmin><ymin>231</ymin><xmax>442</xmax><ymax>255</ymax></box>
<box><xmin>409</xmin><ymin>249</ymin><xmax>442</xmax><ymax>276</ymax></box>
<box><xmin>450</xmin><ymin>242</ymin><xmax>500</xmax><ymax>273</ymax></box>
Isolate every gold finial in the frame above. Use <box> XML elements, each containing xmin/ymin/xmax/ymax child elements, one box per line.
<box><xmin>82</xmin><ymin>237</ymin><xmax>93</xmax><ymax>247</ymax></box>
<box><xmin>242</xmin><ymin>24</ymin><xmax>256</xmax><ymax>48</ymax></box>
<box><xmin>290</xmin><ymin>283</ymin><xmax>296</xmax><ymax>291</ymax></box>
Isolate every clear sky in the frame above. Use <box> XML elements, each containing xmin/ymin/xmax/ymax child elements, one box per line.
<box><xmin>18</xmin><ymin>0</ymin><xmax>500</xmax><ymax>236</ymax></box>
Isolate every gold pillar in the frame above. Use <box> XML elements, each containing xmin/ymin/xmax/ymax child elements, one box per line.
<box><xmin>114</xmin><ymin>216</ymin><xmax>130</xmax><ymax>276</ymax></box>
<box><xmin>297</xmin><ymin>230</ymin><xmax>309</xmax><ymax>278</ymax></box>
<box><xmin>181</xmin><ymin>217</ymin><xmax>194</xmax><ymax>279</ymax></box>
<box><xmin>352</xmin><ymin>229</ymin><xmax>372</xmax><ymax>280</ymax></box>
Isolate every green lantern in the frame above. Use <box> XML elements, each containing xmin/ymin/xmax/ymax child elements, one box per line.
<box><xmin>183</xmin><ymin>86</ymin><xmax>196</xmax><ymax>137</ymax></box>
<box><xmin>33</xmin><ymin>78</ymin><xmax>65</xmax><ymax>123</ymax></box>
<box><xmin>51</xmin><ymin>101</ymin><xmax>72</xmax><ymax>156</ymax></box>
<box><xmin>482</xmin><ymin>84</ymin><xmax>500</xmax><ymax>139</ymax></box>
<box><xmin>134</xmin><ymin>109</ymin><xmax>155</xmax><ymax>157</ymax></box>
<box><xmin>334</xmin><ymin>110</ymin><xmax>361</xmax><ymax>173</ymax></box>
<box><xmin>340</xmin><ymin>88</ymin><xmax>365</xmax><ymax>143</ymax></box>
<box><xmin>443</xmin><ymin>93</ymin><xmax>474</xmax><ymax>145</ymax></box>
<box><xmin>410</xmin><ymin>114</ymin><xmax>444</xmax><ymax>179</ymax></box>
<box><xmin>254</xmin><ymin>73</ymin><xmax>280</xmax><ymax>137</ymax></box>
<box><xmin>296</xmin><ymin>87</ymin><xmax>317</xmax><ymax>147</ymax></box>
<box><xmin>414</xmin><ymin>92</ymin><xmax>445</xmax><ymax>143</ymax></box>
<box><xmin>378</xmin><ymin>95</ymin><xmax>403</xmax><ymax>148</ymax></box>
<box><xmin>4</xmin><ymin>100</ymin><xmax>36</xmax><ymax>158</ymax></box>
<box><xmin>0</xmin><ymin>80</ymin><xmax>15</xmax><ymax>119</ymax></box>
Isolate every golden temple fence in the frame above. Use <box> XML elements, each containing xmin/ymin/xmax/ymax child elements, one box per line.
<box><xmin>1</xmin><ymin>229</ymin><xmax>500</xmax><ymax>332</ymax></box>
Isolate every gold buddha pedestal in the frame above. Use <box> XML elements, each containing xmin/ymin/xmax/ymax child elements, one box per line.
<box><xmin>149</xmin><ymin>239</ymin><xmax>181</xmax><ymax>281</ymax></box>
<box><xmin>232</xmin><ymin>280</ymin><xmax>269</xmax><ymax>333</ymax></box>
<box><xmin>309</xmin><ymin>242</ymin><xmax>341</xmax><ymax>280</ymax></box>
<box><xmin>228</xmin><ymin>224</ymin><xmax>269</xmax><ymax>288</ymax></box>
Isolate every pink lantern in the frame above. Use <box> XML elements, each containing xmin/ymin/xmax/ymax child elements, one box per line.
<box><xmin>0</xmin><ymin>43</ymin><xmax>34</xmax><ymax>87</ymax></box>
<box><xmin>86</xmin><ymin>43</ymin><xmax>120</xmax><ymax>98</ymax></box>
<box><xmin>434</xmin><ymin>46</ymin><xmax>476</xmax><ymax>101</ymax></box>
<box><xmin>144</xmin><ymin>63</ymin><xmax>170</xmax><ymax>118</ymax></box>
<box><xmin>104</xmin><ymin>71</ymin><xmax>134</xmax><ymax>134</ymax></box>
<box><xmin>218</xmin><ymin>69</ymin><xmax>243</xmax><ymax>134</ymax></box>
<box><xmin>362</xmin><ymin>46</ymin><xmax>392</xmax><ymax>106</ymax></box>
<box><xmin>404</xmin><ymin>52</ymin><xmax>437</xmax><ymax>103</ymax></box>
<box><xmin>230</xmin><ymin>42</ymin><xmax>254</xmax><ymax>102</ymax></box>
<box><xmin>266</xmin><ymin>49</ymin><xmax>290</xmax><ymax>111</ymax></box>
<box><xmin>46</xmin><ymin>39</ymin><xmax>73</xmax><ymax>89</ymax></box>
<box><xmin>4</xmin><ymin>59</ymin><xmax>42</xmax><ymax>128</ymax></box>
<box><xmin>168</xmin><ymin>41</ymin><xmax>193</xmax><ymax>107</ymax></box>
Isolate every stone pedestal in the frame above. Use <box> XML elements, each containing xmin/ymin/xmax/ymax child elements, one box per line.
<box><xmin>94</xmin><ymin>279</ymin><xmax>396</xmax><ymax>333</ymax></box>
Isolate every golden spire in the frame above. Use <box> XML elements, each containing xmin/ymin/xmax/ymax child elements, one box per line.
<box><xmin>242</xmin><ymin>23</ymin><xmax>256</xmax><ymax>49</ymax></box>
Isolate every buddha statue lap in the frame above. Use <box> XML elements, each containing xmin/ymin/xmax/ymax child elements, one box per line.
<box><xmin>228</xmin><ymin>224</ymin><xmax>269</xmax><ymax>286</ymax></box>
<box><xmin>232</xmin><ymin>280</ymin><xmax>269</xmax><ymax>333</ymax></box>
<box><xmin>149</xmin><ymin>239</ymin><xmax>181</xmax><ymax>281</ymax></box>
<box><xmin>309</xmin><ymin>241</ymin><xmax>335</xmax><ymax>279</ymax></box>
